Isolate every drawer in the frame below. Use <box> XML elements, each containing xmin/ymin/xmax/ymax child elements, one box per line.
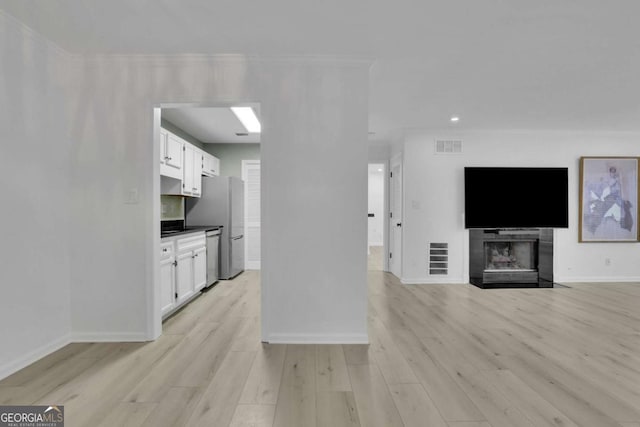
<box><xmin>176</xmin><ymin>232</ymin><xmax>206</xmax><ymax>252</ymax></box>
<box><xmin>160</xmin><ymin>241</ymin><xmax>174</xmax><ymax>259</ymax></box>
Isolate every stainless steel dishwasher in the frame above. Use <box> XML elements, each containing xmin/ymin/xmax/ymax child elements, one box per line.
<box><xmin>205</xmin><ymin>229</ymin><xmax>221</xmax><ymax>287</ymax></box>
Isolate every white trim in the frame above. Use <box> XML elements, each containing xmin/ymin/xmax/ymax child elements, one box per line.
<box><xmin>70</xmin><ymin>332</ymin><xmax>150</xmax><ymax>342</ymax></box>
<box><xmin>265</xmin><ymin>333</ymin><xmax>369</xmax><ymax>344</ymax></box>
<box><xmin>0</xmin><ymin>334</ymin><xmax>71</xmax><ymax>381</ymax></box>
<box><xmin>0</xmin><ymin>10</ymin><xmax>71</xmax><ymax>58</ymax></box>
<box><xmin>401</xmin><ymin>277</ymin><xmax>468</xmax><ymax>285</ymax></box>
<box><xmin>554</xmin><ymin>276</ymin><xmax>640</xmax><ymax>284</ymax></box>
<box><xmin>79</xmin><ymin>53</ymin><xmax>375</xmax><ymax>66</ymax></box>
<box><xmin>148</xmin><ymin>108</ymin><xmax>162</xmax><ymax>341</ymax></box>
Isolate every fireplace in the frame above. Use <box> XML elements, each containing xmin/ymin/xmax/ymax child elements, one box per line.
<box><xmin>469</xmin><ymin>229</ymin><xmax>554</xmax><ymax>288</ymax></box>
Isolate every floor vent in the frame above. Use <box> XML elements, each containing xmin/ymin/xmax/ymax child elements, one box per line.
<box><xmin>429</xmin><ymin>242</ymin><xmax>449</xmax><ymax>275</ymax></box>
<box><xmin>435</xmin><ymin>139</ymin><xmax>463</xmax><ymax>154</ymax></box>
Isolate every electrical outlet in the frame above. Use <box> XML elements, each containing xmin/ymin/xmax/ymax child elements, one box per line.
<box><xmin>604</xmin><ymin>258</ymin><xmax>611</xmax><ymax>266</ymax></box>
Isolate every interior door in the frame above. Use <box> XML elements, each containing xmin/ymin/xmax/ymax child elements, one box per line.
<box><xmin>242</xmin><ymin>160</ymin><xmax>261</xmax><ymax>270</ymax></box>
<box><xmin>390</xmin><ymin>157</ymin><xmax>403</xmax><ymax>279</ymax></box>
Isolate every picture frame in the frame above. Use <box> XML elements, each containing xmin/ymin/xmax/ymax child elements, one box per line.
<box><xmin>579</xmin><ymin>157</ymin><xmax>639</xmax><ymax>242</ymax></box>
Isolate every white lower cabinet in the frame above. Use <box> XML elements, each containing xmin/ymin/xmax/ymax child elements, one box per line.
<box><xmin>193</xmin><ymin>246</ymin><xmax>207</xmax><ymax>291</ymax></box>
<box><xmin>176</xmin><ymin>251</ymin><xmax>195</xmax><ymax>305</ymax></box>
<box><xmin>159</xmin><ymin>242</ymin><xmax>176</xmax><ymax>317</ymax></box>
<box><xmin>161</xmin><ymin>232</ymin><xmax>207</xmax><ymax>319</ymax></box>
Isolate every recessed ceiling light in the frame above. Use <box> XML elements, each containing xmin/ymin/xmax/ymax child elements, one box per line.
<box><xmin>450</xmin><ymin>116</ymin><xmax>460</xmax><ymax>123</ymax></box>
<box><xmin>231</xmin><ymin>107</ymin><xmax>261</xmax><ymax>133</ymax></box>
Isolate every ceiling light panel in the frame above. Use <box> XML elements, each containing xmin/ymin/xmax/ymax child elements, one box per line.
<box><xmin>231</xmin><ymin>107</ymin><xmax>261</xmax><ymax>133</ymax></box>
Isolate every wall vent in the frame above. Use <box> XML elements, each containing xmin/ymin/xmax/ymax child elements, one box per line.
<box><xmin>429</xmin><ymin>242</ymin><xmax>449</xmax><ymax>275</ymax></box>
<box><xmin>435</xmin><ymin>139</ymin><xmax>463</xmax><ymax>154</ymax></box>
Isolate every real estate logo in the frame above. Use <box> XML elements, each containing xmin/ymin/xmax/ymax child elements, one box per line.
<box><xmin>0</xmin><ymin>406</ymin><xmax>64</xmax><ymax>427</ymax></box>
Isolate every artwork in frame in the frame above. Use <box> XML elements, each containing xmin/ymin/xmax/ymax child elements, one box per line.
<box><xmin>579</xmin><ymin>157</ymin><xmax>639</xmax><ymax>242</ymax></box>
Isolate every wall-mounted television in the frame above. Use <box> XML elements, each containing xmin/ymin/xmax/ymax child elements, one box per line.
<box><xmin>464</xmin><ymin>167</ymin><xmax>569</xmax><ymax>229</ymax></box>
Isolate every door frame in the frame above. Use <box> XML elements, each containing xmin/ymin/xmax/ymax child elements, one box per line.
<box><xmin>151</xmin><ymin>102</ymin><xmax>262</xmax><ymax>341</ymax></box>
<box><xmin>367</xmin><ymin>162</ymin><xmax>389</xmax><ymax>271</ymax></box>
<box><xmin>389</xmin><ymin>153</ymin><xmax>403</xmax><ymax>279</ymax></box>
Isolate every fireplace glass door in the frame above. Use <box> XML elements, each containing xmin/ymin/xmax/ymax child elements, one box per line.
<box><xmin>484</xmin><ymin>240</ymin><xmax>536</xmax><ymax>271</ymax></box>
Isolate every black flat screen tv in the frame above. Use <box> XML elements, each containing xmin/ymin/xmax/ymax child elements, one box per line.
<box><xmin>464</xmin><ymin>167</ymin><xmax>569</xmax><ymax>229</ymax></box>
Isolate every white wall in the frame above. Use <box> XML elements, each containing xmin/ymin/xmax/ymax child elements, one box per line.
<box><xmin>368</xmin><ymin>165</ymin><xmax>384</xmax><ymax>246</ymax></box>
<box><xmin>204</xmin><ymin>143</ymin><xmax>260</xmax><ymax>178</ymax></box>
<box><xmin>66</xmin><ymin>56</ymin><xmax>370</xmax><ymax>343</ymax></box>
<box><xmin>401</xmin><ymin>130</ymin><xmax>640</xmax><ymax>284</ymax></box>
<box><xmin>0</xmin><ymin>12</ymin><xmax>73</xmax><ymax>378</ymax></box>
<box><xmin>0</xmin><ymin>13</ymin><xmax>370</xmax><ymax>377</ymax></box>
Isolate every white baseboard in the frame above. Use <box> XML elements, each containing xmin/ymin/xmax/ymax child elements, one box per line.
<box><xmin>555</xmin><ymin>276</ymin><xmax>640</xmax><ymax>284</ymax></box>
<box><xmin>265</xmin><ymin>332</ymin><xmax>369</xmax><ymax>344</ymax></box>
<box><xmin>71</xmin><ymin>332</ymin><xmax>150</xmax><ymax>342</ymax></box>
<box><xmin>0</xmin><ymin>334</ymin><xmax>71</xmax><ymax>381</ymax></box>
<box><xmin>401</xmin><ymin>277</ymin><xmax>467</xmax><ymax>285</ymax></box>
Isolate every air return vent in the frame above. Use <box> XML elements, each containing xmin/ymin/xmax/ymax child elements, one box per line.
<box><xmin>435</xmin><ymin>139</ymin><xmax>463</xmax><ymax>154</ymax></box>
<box><xmin>429</xmin><ymin>242</ymin><xmax>449</xmax><ymax>275</ymax></box>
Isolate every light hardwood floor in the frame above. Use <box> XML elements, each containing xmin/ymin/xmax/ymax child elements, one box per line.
<box><xmin>2</xmin><ymin>269</ymin><xmax>640</xmax><ymax>426</ymax></box>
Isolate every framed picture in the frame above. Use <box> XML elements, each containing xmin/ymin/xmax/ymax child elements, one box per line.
<box><xmin>579</xmin><ymin>157</ymin><xmax>639</xmax><ymax>242</ymax></box>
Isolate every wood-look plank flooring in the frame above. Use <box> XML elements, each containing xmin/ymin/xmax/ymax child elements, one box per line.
<box><xmin>2</xmin><ymin>266</ymin><xmax>640</xmax><ymax>426</ymax></box>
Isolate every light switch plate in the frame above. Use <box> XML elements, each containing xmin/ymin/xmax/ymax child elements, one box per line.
<box><xmin>125</xmin><ymin>187</ymin><xmax>139</xmax><ymax>204</ymax></box>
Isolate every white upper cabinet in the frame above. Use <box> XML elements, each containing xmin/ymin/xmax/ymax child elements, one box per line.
<box><xmin>182</xmin><ymin>144</ymin><xmax>202</xmax><ymax>197</ymax></box>
<box><xmin>160</xmin><ymin>129</ymin><xmax>184</xmax><ymax>180</ymax></box>
<box><xmin>159</xmin><ymin>128</ymin><xmax>168</xmax><ymax>165</ymax></box>
<box><xmin>160</xmin><ymin>127</ymin><xmax>209</xmax><ymax>197</ymax></box>
<box><xmin>193</xmin><ymin>148</ymin><xmax>203</xmax><ymax>196</ymax></box>
<box><xmin>166</xmin><ymin>134</ymin><xmax>184</xmax><ymax>170</ymax></box>
<box><xmin>202</xmin><ymin>152</ymin><xmax>220</xmax><ymax>177</ymax></box>
<box><xmin>183</xmin><ymin>144</ymin><xmax>195</xmax><ymax>196</ymax></box>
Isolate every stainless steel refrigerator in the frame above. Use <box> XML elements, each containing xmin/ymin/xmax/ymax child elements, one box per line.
<box><xmin>185</xmin><ymin>176</ymin><xmax>245</xmax><ymax>279</ymax></box>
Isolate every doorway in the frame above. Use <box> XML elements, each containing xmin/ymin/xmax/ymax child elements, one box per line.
<box><xmin>153</xmin><ymin>103</ymin><xmax>261</xmax><ymax>338</ymax></box>
<box><xmin>368</xmin><ymin>164</ymin><xmax>385</xmax><ymax>270</ymax></box>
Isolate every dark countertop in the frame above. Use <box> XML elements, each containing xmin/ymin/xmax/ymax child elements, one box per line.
<box><xmin>161</xmin><ymin>225</ymin><xmax>223</xmax><ymax>239</ymax></box>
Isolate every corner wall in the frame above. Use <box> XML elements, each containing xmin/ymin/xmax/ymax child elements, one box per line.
<box><xmin>401</xmin><ymin>130</ymin><xmax>640</xmax><ymax>284</ymax></box>
<box><xmin>0</xmin><ymin>12</ymin><xmax>73</xmax><ymax>378</ymax></box>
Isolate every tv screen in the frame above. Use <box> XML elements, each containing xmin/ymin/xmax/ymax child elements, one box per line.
<box><xmin>464</xmin><ymin>167</ymin><xmax>569</xmax><ymax>229</ymax></box>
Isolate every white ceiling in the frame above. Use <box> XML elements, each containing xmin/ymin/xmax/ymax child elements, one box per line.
<box><xmin>162</xmin><ymin>107</ymin><xmax>261</xmax><ymax>144</ymax></box>
<box><xmin>2</xmin><ymin>0</ymin><xmax>640</xmax><ymax>140</ymax></box>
